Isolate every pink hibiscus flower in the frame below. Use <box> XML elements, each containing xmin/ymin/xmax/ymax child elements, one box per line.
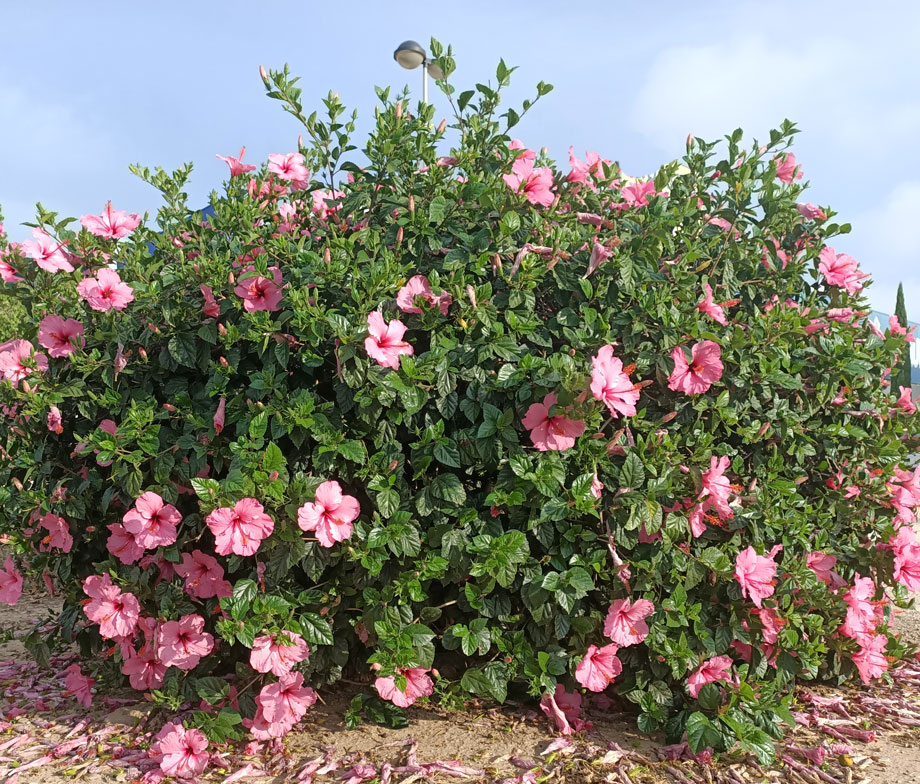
<box><xmin>83</xmin><ymin>574</ymin><xmax>140</xmax><ymax>639</ymax></box>
<box><xmin>122</xmin><ymin>645</ymin><xmax>167</xmax><ymax>691</ymax></box>
<box><xmin>47</xmin><ymin>405</ymin><xmax>63</xmax><ymax>434</ymax></box>
<box><xmin>852</xmin><ymin>634</ymin><xmax>889</xmax><ymax>684</ymax></box>
<box><xmin>806</xmin><ymin>551</ymin><xmax>845</xmax><ymax>588</ymax></box>
<box><xmin>122</xmin><ymin>491</ymin><xmax>182</xmax><ymax>549</ymax></box>
<box><xmin>201</xmin><ymin>285</ymin><xmax>220</xmax><ymax>317</ymax></box>
<box><xmin>297</xmin><ymin>480</ymin><xmax>360</xmax><ymax>548</ymax></box>
<box><xmin>697</xmin><ymin>283</ymin><xmax>729</xmax><ymax>326</ymax></box>
<box><xmin>158</xmin><ymin>614</ymin><xmax>215</xmax><ymax>670</ymax></box>
<box><xmin>818</xmin><ymin>247</ymin><xmax>868</xmax><ymax>295</ymax></box>
<box><xmin>538</xmin><ymin>685</ymin><xmax>587</xmax><ymax>735</ymax></box>
<box><xmin>216</xmin><ymin>147</ymin><xmax>257</xmax><ymax>177</ymax></box>
<box><xmin>258</xmin><ymin>671</ymin><xmax>317</xmax><ymax>724</ymax></box>
<box><xmin>396</xmin><ymin>275</ymin><xmax>452</xmax><ymax>315</ymax></box>
<box><xmin>734</xmin><ymin>546</ymin><xmax>779</xmax><ymax>607</ymax></box>
<box><xmin>797</xmin><ymin>202</ymin><xmax>827</xmax><ymax>221</ymax></box>
<box><xmin>614</xmin><ymin>180</ymin><xmax>660</xmax><ymax>209</ymax></box>
<box><xmin>567</xmin><ymin>147</ymin><xmax>605</xmax><ymax>187</ymax></box>
<box><xmin>0</xmin><ymin>340</ymin><xmax>49</xmax><ymax>387</ymax></box>
<box><xmin>77</xmin><ymin>268</ymin><xmax>135</xmax><ymax>311</ymax></box>
<box><xmin>774</xmin><ymin>153</ymin><xmax>803</xmax><ymax>183</ymax></box>
<box><xmin>20</xmin><ymin>228</ymin><xmax>74</xmax><ymax>273</ymax></box>
<box><xmin>603</xmin><ymin>598</ymin><xmax>655</xmax><ymax>646</ymax></box>
<box><xmin>575</xmin><ymin>643</ymin><xmax>623</xmax><ymax>692</ymax></box>
<box><xmin>668</xmin><ymin>340</ymin><xmax>723</xmax><ymax>395</ymax></box>
<box><xmin>840</xmin><ymin>577</ymin><xmax>884</xmax><ymax>644</ymax></box>
<box><xmin>503</xmin><ymin>157</ymin><xmax>556</xmax><ymax>207</ymax></box>
<box><xmin>37</xmin><ymin>315</ymin><xmax>85</xmax><ymax>358</ymax></box>
<box><xmin>63</xmin><ymin>664</ymin><xmax>94</xmax><ymax>707</ymax></box>
<box><xmin>364</xmin><ymin>311</ymin><xmax>413</xmax><ymax>369</ymax></box>
<box><xmin>374</xmin><ymin>667</ymin><xmax>434</xmax><ymax>708</ymax></box>
<box><xmin>80</xmin><ymin>202</ymin><xmax>141</xmax><ymax>239</ymax></box>
<box><xmin>234</xmin><ymin>266</ymin><xmax>283</xmax><ymax>312</ymax></box>
<box><xmin>688</xmin><ymin>655</ymin><xmax>734</xmax><ymax>698</ymax></box>
<box><xmin>153</xmin><ymin>722</ymin><xmax>209</xmax><ymax>779</ymax></box>
<box><xmin>896</xmin><ymin>386</ymin><xmax>917</xmax><ymax>415</ymax></box>
<box><xmin>585</xmin><ymin>240</ymin><xmax>614</xmax><ymax>277</ymax></box>
<box><xmin>0</xmin><ymin>558</ymin><xmax>23</xmax><ymax>606</ymax></box>
<box><xmin>891</xmin><ymin>527</ymin><xmax>920</xmax><ymax>592</ymax></box>
<box><xmin>175</xmin><ymin>550</ymin><xmax>232</xmax><ymax>599</ymax></box>
<box><xmin>267</xmin><ymin>152</ymin><xmax>310</xmax><ymax>187</ymax></box>
<box><xmin>590</xmin><ymin>345</ymin><xmax>639</xmax><ymax>418</ymax></box>
<box><xmin>521</xmin><ymin>392</ymin><xmax>586</xmax><ymax>452</ymax></box>
<box><xmin>250</xmin><ymin>632</ymin><xmax>310</xmax><ymax>676</ymax></box>
<box><xmin>591</xmin><ymin>472</ymin><xmax>604</xmax><ymax>499</ymax></box>
<box><xmin>688</xmin><ymin>455</ymin><xmax>735</xmax><ymax>537</ymax></box>
<box><xmin>106</xmin><ymin>523</ymin><xmax>145</xmax><ymax>565</ymax></box>
<box><xmin>206</xmin><ymin>498</ymin><xmax>275</xmax><ymax>556</ymax></box>
<box><xmin>39</xmin><ymin>513</ymin><xmax>73</xmax><ymax>553</ymax></box>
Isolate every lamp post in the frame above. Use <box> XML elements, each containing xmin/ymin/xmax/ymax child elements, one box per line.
<box><xmin>393</xmin><ymin>39</ymin><xmax>443</xmax><ymax>103</ymax></box>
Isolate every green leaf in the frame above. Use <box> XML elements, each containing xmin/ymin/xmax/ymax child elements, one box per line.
<box><xmin>168</xmin><ymin>334</ymin><xmax>197</xmax><ymax>367</ymax></box>
<box><xmin>428</xmin><ymin>195</ymin><xmax>448</xmax><ymax>224</ymax></box>
<box><xmin>338</xmin><ymin>439</ymin><xmax>365</xmax><ymax>463</ymax></box>
<box><xmin>300</xmin><ymin>612</ymin><xmax>334</xmax><ymax>646</ymax></box>
<box><xmin>263</xmin><ymin>442</ymin><xmax>286</xmax><ymax>472</ymax></box>
<box><xmin>376</xmin><ymin>488</ymin><xmax>400</xmax><ymax>518</ymax></box>
<box><xmin>686</xmin><ymin>712</ymin><xmax>721</xmax><ymax>754</ymax></box>
<box><xmin>433</xmin><ymin>441</ymin><xmax>461</xmax><ymax>468</ymax></box>
<box><xmin>620</xmin><ymin>452</ymin><xmax>645</xmax><ymax>490</ymax></box>
<box><xmin>431</xmin><ymin>473</ymin><xmax>466</xmax><ymax>505</ymax></box>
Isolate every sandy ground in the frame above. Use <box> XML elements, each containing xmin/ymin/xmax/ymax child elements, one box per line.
<box><xmin>0</xmin><ymin>586</ymin><xmax>918</xmax><ymax>783</ymax></box>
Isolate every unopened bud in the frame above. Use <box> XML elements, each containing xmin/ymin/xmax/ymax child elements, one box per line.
<box><xmin>85</xmin><ymin>526</ymin><xmax>96</xmax><ymax>533</ymax></box>
<box><xmin>408</xmin><ymin>194</ymin><xmax>415</xmax><ymax>214</ymax></box>
<box><xmin>21</xmin><ymin>380</ymin><xmax>31</xmax><ymax>394</ymax></box>
<box><xmin>431</xmin><ymin>668</ymin><xmax>441</xmax><ymax>678</ymax></box>
<box><xmin>395</xmin><ymin>101</ymin><xmax>402</xmax><ymax>119</ymax></box>
<box><xmin>466</xmin><ymin>284</ymin><xmax>476</xmax><ymax>308</ymax></box>
<box><xmin>387</xmin><ymin>459</ymin><xmax>399</xmax><ymax>472</ymax></box>
<box><xmin>298</xmin><ymin>134</ymin><xmax>303</xmax><ymax>149</ymax></box>
<box><xmin>268</xmin><ymin>471</ymin><xmax>279</xmax><ymax>482</ymax></box>
<box><xmin>437</xmin><ymin>118</ymin><xmax>446</xmax><ymax>134</ymax></box>
<box><xmin>259</xmin><ymin>64</ymin><xmax>268</xmax><ymax>82</ymax></box>
<box><xmin>686</xmin><ymin>133</ymin><xmax>694</xmax><ymax>148</ymax></box>
<box><xmin>492</xmin><ymin>254</ymin><xmax>502</xmax><ymax>274</ymax></box>
<box><xmin>396</xmin><ymin>226</ymin><xmax>404</xmax><ymax>246</ymax></box>
<box><xmin>138</xmin><ymin>347</ymin><xmax>148</xmax><ymax>360</ymax></box>
<box><xmin>757</xmin><ymin>421</ymin><xmax>771</xmax><ymax>437</ymax></box>
<box><xmin>11</xmin><ymin>477</ymin><xmax>22</xmax><ymax>491</ymax></box>
<box><xmin>163</xmin><ymin>403</ymin><xmax>176</xmax><ymax>412</ymax></box>
<box><xmin>228</xmin><ymin>271</ymin><xmax>235</xmax><ymax>285</ymax></box>
<box><xmin>219</xmin><ymin>356</ymin><xmax>229</xmax><ymax>368</ymax></box>
<box><xmin>217</xmin><ymin>322</ymin><xmax>227</xmax><ymax>336</ymax></box>
<box><xmin>661</xmin><ymin>411</ymin><xmax>678</xmax><ymax>423</ymax></box>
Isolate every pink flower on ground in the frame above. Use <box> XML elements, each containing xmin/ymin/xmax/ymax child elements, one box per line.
<box><xmin>216</xmin><ymin>147</ymin><xmax>257</xmax><ymax>176</ymax></box>
<box><xmin>688</xmin><ymin>656</ymin><xmax>734</xmax><ymax>698</ymax></box>
<box><xmin>175</xmin><ymin>550</ymin><xmax>232</xmax><ymax>600</ymax></box>
<box><xmin>668</xmin><ymin>341</ymin><xmax>723</xmax><ymax>395</ymax></box>
<box><xmin>47</xmin><ymin>405</ymin><xmax>63</xmax><ymax>434</ymax></box>
<box><xmin>268</xmin><ymin>152</ymin><xmax>310</xmax><ymax>187</ymax></box>
<box><xmin>213</xmin><ymin>396</ymin><xmax>227</xmax><ymax>434</ymax></box>
<box><xmin>122</xmin><ymin>491</ymin><xmax>182</xmax><ymax>549</ymax></box>
<box><xmin>818</xmin><ymin>247</ymin><xmax>868</xmax><ymax>295</ymax></box>
<box><xmin>20</xmin><ymin>228</ymin><xmax>74</xmax><ymax>273</ymax></box>
<box><xmin>603</xmin><ymin>598</ymin><xmax>655</xmax><ymax>646</ymax></box>
<box><xmin>396</xmin><ymin>275</ymin><xmax>452</xmax><ymax>315</ymax></box>
<box><xmin>539</xmin><ymin>685</ymin><xmax>587</xmax><ymax>736</ymax></box>
<box><xmin>250</xmin><ymin>632</ymin><xmax>310</xmax><ymax>676</ymax></box>
<box><xmin>734</xmin><ymin>546</ymin><xmax>779</xmax><ymax>607</ymax></box>
<box><xmin>575</xmin><ymin>643</ymin><xmax>622</xmax><ymax>692</ymax></box>
<box><xmin>234</xmin><ymin>267</ymin><xmax>283</xmax><ymax>312</ymax></box>
<box><xmin>77</xmin><ymin>269</ymin><xmax>135</xmax><ymax>311</ymax></box>
<box><xmin>364</xmin><ymin>311</ymin><xmax>413</xmax><ymax>369</ymax></box>
<box><xmin>797</xmin><ymin>202</ymin><xmax>827</xmax><ymax>221</ymax></box>
<box><xmin>590</xmin><ymin>345</ymin><xmax>639</xmax><ymax>418</ymax></box>
<box><xmin>80</xmin><ymin>202</ymin><xmax>141</xmax><ymax>239</ymax></box>
<box><xmin>896</xmin><ymin>386</ymin><xmax>917</xmax><ymax>415</ymax></box>
<box><xmin>522</xmin><ymin>392</ymin><xmax>586</xmax><ymax>452</ymax></box>
<box><xmin>158</xmin><ymin>614</ymin><xmax>215</xmax><ymax>670</ymax></box>
<box><xmin>774</xmin><ymin>153</ymin><xmax>803</xmax><ymax>183</ymax></box>
<box><xmin>852</xmin><ymin>634</ymin><xmax>889</xmax><ymax>684</ymax></box>
<box><xmin>63</xmin><ymin>664</ymin><xmax>94</xmax><ymax>707</ymax></box>
<box><xmin>154</xmin><ymin>722</ymin><xmax>209</xmax><ymax>779</ymax></box>
<box><xmin>0</xmin><ymin>340</ymin><xmax>49</xmax><ymax>387</ymax></box>
<box><xmin>0</xmin><ymin>558</ymin><xmax>23</xmax><ymax>606</ymax></box>
<box><xmin>374</xmin><ymin>667</ymin><xmax>434</xmax><ymax>707</ymax></box>
<box><xmin>200</xmin><ymin>285</ymin><xmax>220</xmax><ymax>318</ymax></box>
<box><xmin>697</xmin><ymin>283</ymin><xmax>729</xmax><ymax>326</ymax></box>
<box><xmin>37</xmin><ymin>315</ymin><xmax>85</xmax><ymax>358</ymax></box>
<box><xmin>206</xmin><ymin>498</ymin><xmax>275</xmax><ymax>556</ymax></box>
<box><xmin>106</xmin><ymin>523</ymin><xmax>145</xmax><ymax>565</ymax></box>
<box><xmin>83</xmin><ymin>575</ymin><xmax>140</xmax><ymax>639</ymax></box>
<box><xmin>39</xmin><ymin>513</ymin><xmax>73</xmax><ymax>553</ymax></box>
<box><xmin>503</xmin><ymin>158</ymin><xmax>556</xmax><ymax>207</ymax></box>
<box><xmin>297</xmin><ymin>480</ymin><xmax>360</xmax><ymax>548</ymax></box>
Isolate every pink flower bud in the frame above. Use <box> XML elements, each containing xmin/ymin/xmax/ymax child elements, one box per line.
<box><xmin>259</xmin><ymin>64</ymin><xmax>268</xmax><ymax>81</ymax></box>
<box><xmin>437</xmin><ymin>118</ymin><xmax>446</xmax><ymax>134</ymax></box>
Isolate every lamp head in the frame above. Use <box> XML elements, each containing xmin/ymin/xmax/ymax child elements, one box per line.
<box><xmin>394</xmin><ymin>40</ymin><xmax>426</xmax><ymax>70</ymax></box>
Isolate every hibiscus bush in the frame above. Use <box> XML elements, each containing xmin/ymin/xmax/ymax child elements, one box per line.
<box><xmin>1</xmin><ymin>41</ymin><xmax>920</xmax><ymax>763</ymax></box>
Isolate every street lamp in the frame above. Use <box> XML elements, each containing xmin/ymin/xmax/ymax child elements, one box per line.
<box><xmin>393</xmin><ymin>39</ymin><xmax>443</xmax><ymax>104</ymax></box>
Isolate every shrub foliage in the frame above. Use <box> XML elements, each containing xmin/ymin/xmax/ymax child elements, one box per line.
<box><xmin>1</xmin><ymin>42</ymin><xmax>918</xmax><ymax>758</ymax></box>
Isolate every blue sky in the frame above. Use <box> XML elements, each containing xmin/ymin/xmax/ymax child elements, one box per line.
<box><xmin>1</xmin><ymin>1</ymin><xmax>918</xmax><ymax>320</ymax></box>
